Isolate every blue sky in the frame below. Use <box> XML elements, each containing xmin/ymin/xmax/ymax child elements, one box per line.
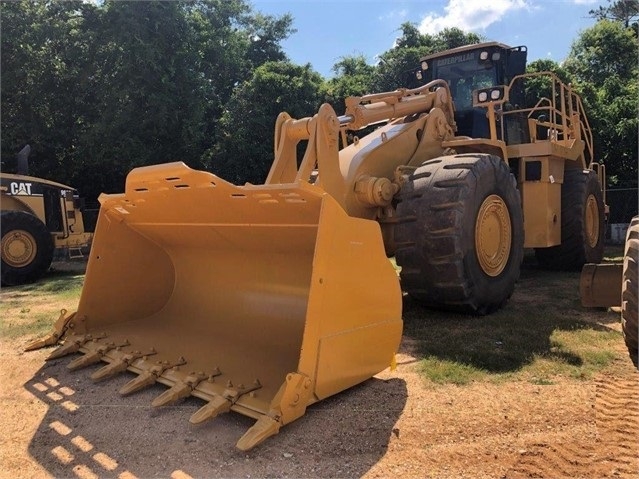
<box><xmin>251</xmin><ymin>0</ymin><xmax>600</xmax><ymax>78</ymax></box>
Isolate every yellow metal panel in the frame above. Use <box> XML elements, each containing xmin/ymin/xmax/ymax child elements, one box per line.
<box><xmin>520</xmin><ymin>157</ymin><xmax>563</xmax><ymax>248</ymax></box>
<box><xmin>299</xmin><ymin>194</ymin><xmax>403</xmax><ymax>399</ymax></box>
<box><xmin>522</xmin><ymin>182</ymin><xmax>561</xmax><ymax>248</ymax></box>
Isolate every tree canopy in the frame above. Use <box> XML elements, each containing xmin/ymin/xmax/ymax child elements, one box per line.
<box><xmin>1</xmin><ymin>0</ymin><xmax>636</xmax><ymax>221</ymax></box>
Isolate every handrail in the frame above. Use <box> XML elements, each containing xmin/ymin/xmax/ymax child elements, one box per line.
<box><xmin>502</xmin><ymin>71</ymin><xmax>594</xmax><ymax>167</ymax></box>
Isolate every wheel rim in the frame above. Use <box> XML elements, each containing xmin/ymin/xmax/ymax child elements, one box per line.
<box><xmin>1</xmin><ymin>229</ymin><xmax>38</xmax><ymax>268</ymax></box>
<box><xmin>475</xmin><ymin>194</ymin><xmax>512</xmax><ymax>277</ymax></box>
<box><xmin>585</xmin><ymin>194</ymin><xmax>600</xmax><ymax>248</ymax></box>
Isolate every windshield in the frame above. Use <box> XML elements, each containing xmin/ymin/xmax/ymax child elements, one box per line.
<box><xmin>435</xmin><ymin>62</ymin><xmax>497</xmax><ymax>110</ymax></box>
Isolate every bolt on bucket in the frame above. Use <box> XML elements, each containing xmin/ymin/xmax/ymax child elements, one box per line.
<box><xmin>30</xmin><ymin>162</ymin><xmax>402</xmax><ymax>450</ymax></box>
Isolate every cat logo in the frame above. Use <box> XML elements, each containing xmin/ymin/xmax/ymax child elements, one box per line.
<box><xmin>10</xmin><ymin>182</ymin><xmax>33</xmax><ymax>196</ymax></box>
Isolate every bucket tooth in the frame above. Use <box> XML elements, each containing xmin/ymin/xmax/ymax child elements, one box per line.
<box><xmin>236</xmin><ymin>415</ymin><xmax>281</xmax><ymax>451</ymax></box>
<box><xmin>47</xmin><ymin>338</ymin><xmax>84</xmax><ymax>360</ymax></box>
<box><xmin>25</xmin><ymin>333</ymin><xmax>61</xmax><ymax>352</ymax></box>
<box><xmin>66</xmin><ymin>340</ymin><xmax>128</xmax><ymax>371</ymax></box>
<box><xmin>67</xmin><ymin>350</ymin><xmax>104</xmax><ymax>371</ymax></box>
<box><xmin>119</xmin><ymin>357</ymin><xmax>187</xmax><ymax>396</ymax></box>
<box><xmin>119</xmin><ymin>371</ymin><xmax>157</xmax><ymax>396</ymax></box>
<box><xmin>46</xmin><ymin>333</ymin><xmax>98</xmax><ymax>360</ymax></box>
<box><xmin>190</xmin><ymin>379</ymin><xmax>262</xmax><ymax>425</ymax></box>
<box><xmin>189</xmin><ymin>395</ymin><xmax>231</xmax><ymax>424</ymax></box>
<box><xmin>91</xmin><ymin>349</ymin><xmax>157</xmax><ymax>382</ymax></box>
<box><xmin>151</xmin><ymin>371</ymin><xmax>207</xmax><ymax>408</ymax></box>
<box><xmin>25</xmin><ymin>309</ymin><xmax>76</xmax><ymax>352</ymax></box>
<box><xmin>91</xmin><ymin>358</ymin><xmax>129</xmax><ymax>381</ymax></box>
<box><xmin>151</xmin><ymin>382</ymin><xmax>192</xmax><ymax>407</ymax></box>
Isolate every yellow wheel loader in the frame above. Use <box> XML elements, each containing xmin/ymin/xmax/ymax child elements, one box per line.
<box><xmin>1</xmin><ymin>145</ymin><xmax>93</xmax><ymax>286</ymax></box>
<box><xmin>28</xmin><ymin>42</ymin><xmax>606</xmax><ymax>449</ymax></box>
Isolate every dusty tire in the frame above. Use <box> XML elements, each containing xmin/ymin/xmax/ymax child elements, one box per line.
<box><xmin>395</xmin><ymin>154</ymin><xmax>524</xmax><ymax>314</ymax></box>
<box><xmin>535</xmin><ymin>168</ymin><xmax>605</xmax><ymax>270</ymax></box>
<box><xmin>1</xmin><ymin>210</ymin><xmax>54</xmax><ymax>286</ymax></box>
<box><xmin>621</xmin><ymin>216</ymin><xmax>638</xmax><ymax>368</ymax></box>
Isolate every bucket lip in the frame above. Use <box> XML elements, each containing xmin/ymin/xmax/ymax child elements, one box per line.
<box><xmin>98</xmin><ymin>164</ymin><xmax>328</xmax><ymax>207</ymax></box>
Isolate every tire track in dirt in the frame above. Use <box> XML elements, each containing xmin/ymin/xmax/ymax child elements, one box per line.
<box><xmin>505</xmin><ymin>372</ymin><xmax>639</xmax><ymax>479</ymax></box>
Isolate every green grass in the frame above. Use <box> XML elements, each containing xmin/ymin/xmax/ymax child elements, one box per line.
<box><xmin>0</xmin><ymin>312</ymin><xmax>58</xmax><ymax>339</ymax></box>
<box><xmin>0</xmin><ymin>273</ymin><xmax>84</xmax><ymax>340</ymax></box>
<box><xmin>402</xmin><ymin>246</ymin><xmax>625</xmax><ymax>386</ymax></box>
<box><xmin>14</xmin><ymin>273</ymin><xmax>84</xmax><ymax>297</ymax></box>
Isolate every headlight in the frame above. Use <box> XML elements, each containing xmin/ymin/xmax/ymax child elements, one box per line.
<box><xmin>480</xmin><ymin>51</ymin><xmax>488</xmax><ymax>60</ymax></box>
<box><xmin>474</xmin><ymin>86</ymin><xmax>507</xmax><ymax>106</ymax></box>
<box><xmin>416</xmin><ymin>70</ymin><xmax>423</xmax><ymax>80</ymax></box>
<box><xmin>421</xmin><ymin>61</ymin><xmax>429</xmax><ymax>70</ymax></box>
<box><xmin>492</xmin><ymin>52</ymin><xmax>501</xmax><ymax>61</ymax></box>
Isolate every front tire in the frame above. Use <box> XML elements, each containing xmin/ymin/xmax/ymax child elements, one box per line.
<box><xmin>621</xmin><ymin>216</ymin><xmax>638</xmax><ymax>368</ymax></box>
<box><xmin>1</xmin><ymin>210</ymin><xmax>54</xmax><ymax>286</ymax></box>
<box><xmin>395</xmin><ymin>154</ymin><xmax>524</xmax><ymax>314</ymax></box>
<box><xmin>535</xmin><ymin>168</ymin><xmax>605</xmax><ymax>270</ymax></box>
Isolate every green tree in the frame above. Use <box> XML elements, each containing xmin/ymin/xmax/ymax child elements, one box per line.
<box><xmin>372</xmin><ymin>24</ymin><xmax>482</xmax><ymax>92</ymax></box>
<box><xmin>74</xmin><ymin>1</ymin><xmax>207</xmax><ymax>199</ymax></box>
<box><xmin>322</xmin><ymin>55</ymin><xmax>376</xmax><ymax>114</ymax></box>
<box><xmin>212</xmin><ymin>61</ymin><xmax>324</xmax><ymax>184</ymax></box>
<box><xmin>564</xmin><ymin>20</ymin><xmax>638</xmax><ymax>191</ymax></box>
<box><xmin>565</xmin><ymin>19</ymin><xmax>638</xmax><ymax>84</ymax></box>
<box><xmin>1</xmin><ymin>1</ymin><xmax>99</xmax><ymax>181</ymax></box>
<box><xmin>589</xmin><ymin>0</ymin><xmax>639</xmax><ymax>27</ymax></box>
<box><xmin>521</xmin><ymin>59</ymin><xmax>574</xmax><ymax>109</ymax></box>
<box><xmin>186</xmin><ymin>1</ymin><xmax>294</xmax><ymax>144</ymax></box>
<box><xmin>1</xmin><ymin>0</ymin><xmax>296</xmax><ymax>202</ymax></box>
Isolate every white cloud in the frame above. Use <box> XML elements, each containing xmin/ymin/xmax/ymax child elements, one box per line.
<box><xmin>379</xmin><ymin>9</ymin><xmax>409</xmax><ymax>22</ymax></box>
<box><xmin>418</xmin><ymin>0</ymin><xmax>529</xmax><ymax>34</ymax></box>
<box><xmin>572</xmin><ymin>0</ymin><xmax>597</xmax><ymax>4</ymax></box>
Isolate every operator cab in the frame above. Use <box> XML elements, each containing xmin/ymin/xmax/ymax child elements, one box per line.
<box><xmin>417</xmin><ymin>42</ymin><xmax>527</xmax><ymax>139</ymax></box>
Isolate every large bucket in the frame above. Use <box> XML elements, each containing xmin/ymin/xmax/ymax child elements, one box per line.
<box><xmin>34</xmin><ymin>162</ymin><xmax>402</xmax><ymax>450</ymax></box>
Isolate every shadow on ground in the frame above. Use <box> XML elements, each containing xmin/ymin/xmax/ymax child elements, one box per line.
<box><xmin>401</xmin><ymin>255</ymin><xmax>622</xmax><ymax>374</ymax></box>
<box><xmin>25</xmin><ymin>355</ymin><xmax>407</xmax><ymax>479</ymax></box>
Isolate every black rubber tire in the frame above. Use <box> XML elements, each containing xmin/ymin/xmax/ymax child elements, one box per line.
<box><xmin>621</xmin><ymin>216</ymin><xmax>638</xmax><ymax>368</ymax></box>
<box><xmin>535</xmin><ymin>168</ymin><xmax>605</xmax><ymax>270</ymax></box>
<box><xmin>1</xmin><ymin>210</ymin><xmax>54</xmax><ymax>286</ymax></box>
<box><xmin>394</xmin><ymin>154</ymin><xmax>524</xmax><ymax>314</ymax></box>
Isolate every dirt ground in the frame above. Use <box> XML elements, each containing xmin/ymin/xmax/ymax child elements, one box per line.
<box><xmin>1</xmin><ymin>263</ymin><xmax>638</xmax><ymax>479</ymax></box>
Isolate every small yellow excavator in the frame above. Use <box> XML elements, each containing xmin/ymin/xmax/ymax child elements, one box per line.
<box><xmin>28</xmin><ymin>42</ymin><xmax>607</xmax><ymax>449</ymax></box>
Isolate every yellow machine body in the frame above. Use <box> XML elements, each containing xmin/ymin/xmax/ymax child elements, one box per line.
<box><xmin>1</xmin><ymin>173</ymin><xmax>93</xmax><ymax>250</ymax></box>
<box><xmin>39</xmin><ymin>162</ymin><xmax>402</xmax><ymax>450</ymax></box>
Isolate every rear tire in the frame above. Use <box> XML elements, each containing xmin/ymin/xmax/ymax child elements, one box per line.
<box><xmin>621</xmin><ymin>216</ymin><xmax>638</xmax><ymax>368</ymax></box>
<box><xmin>395</xmin><ymin>154</ymin><xmax>524</xmax><ymax>314</ymax></box>
<box><xmin>535</xmin><ymin>168</ymin><xmax>604</xmax><ymax>270</ymax></box>
<box><xmin>1</xmin><ymin>210</ymin><xmax>54</xmax><ymax>286</ymax></box>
